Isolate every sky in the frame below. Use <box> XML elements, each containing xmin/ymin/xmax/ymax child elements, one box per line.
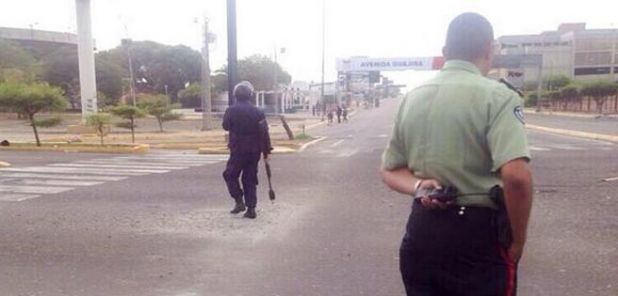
<box><xmin>0</xmin><ymin>0</ymin><xmax>616</xmax><ymax>88</ymax></box>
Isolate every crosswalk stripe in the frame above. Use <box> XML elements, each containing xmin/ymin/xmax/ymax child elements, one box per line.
<box><xmin>0</xmin><ymin>167</ymin><xmax>149</xmax><ymax>176</ymax></box>
<box><xmin>110</xmin><ymin>157</ymin><xmax>220</xmax><ymax>164</ymax></box>
<box><xmin>77</xmin><ymin>159</ymin><xmax>207</xmax><ymax>166</ymax></box>
<box><xmin>49</xmin><ymin>163</ymin><xmax>188</xmax><ymax>170</ymax></box>
<box><xmin>0</xmin><ymin>172</ymin><xmax>127</xmax><ymax>181</ymax></box>
<box><xmin>0</xmin><ymin>193</ymin><xmax>41</xmax><ymax>202</ymax></box>
<box><xmin>0</xmin><ymin>185</ymin><xmax>73</xmax><ymax>194</ymax></box>
<box><xmin>546</xmin><ymin>144</ymin><xmax>585</xmax><ymax>151</ymax></box>
<box><xmin>117</xmin><ymin>155</ymin><xmax>228</xmax><ymax>160</ymax></box>
<box><xmin>15</xmin><ymin>179</ymin><xmax>104</xmax><ymax>186</ymax></box>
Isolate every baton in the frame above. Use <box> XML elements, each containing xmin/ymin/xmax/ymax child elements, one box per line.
<box><xmin>264</xmin><ymin>161</ymin><xmax>276</xmax><ymax>202</ymax></box>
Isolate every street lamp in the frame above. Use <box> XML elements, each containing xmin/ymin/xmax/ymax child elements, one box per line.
<box><xmin>320</xmin><ymin>0</ymin><xmax>326</xmax><ymax>121</ymax></box>
<box><xmin>227</xmin><ymin>0</ymin><xmax>238</xmax><ymax>106</ymax></box>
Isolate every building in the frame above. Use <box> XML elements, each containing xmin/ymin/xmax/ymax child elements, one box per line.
<box><xmin>496</xmin><ymin>23</ymin><xmax>618</xmax><ymax>88</ymax></box>
<box><xmin>0</xmin><ymin>27</ymin><xmax>78</xmax><ymax>59</ymax></box>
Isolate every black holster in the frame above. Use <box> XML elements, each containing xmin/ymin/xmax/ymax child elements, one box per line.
<box><xmin>489</xmin><ymin>185</ymin><xmax>513</xmax><ymax>249</ymax></box>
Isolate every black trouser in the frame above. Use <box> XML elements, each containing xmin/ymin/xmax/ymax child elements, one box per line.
<box><xmin>400</xmin><ymin>200</ymin><xmax>517</xmax><ymax>296</ymax></box>
<box><xmin>222</xmin><ymin>152</ymin><xmax>261</xmax><ymax>208</ymax></box>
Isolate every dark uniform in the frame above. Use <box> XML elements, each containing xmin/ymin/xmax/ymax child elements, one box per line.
<box><xmin>222</xmin><ymin>81</ymin><xmax>272</xmax><ymax>219</ymax></box>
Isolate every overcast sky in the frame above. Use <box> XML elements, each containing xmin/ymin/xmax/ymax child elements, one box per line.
<box><xmin>1</xmin><ymin>0</ymin><xmax>615</xmax><ymax>87</ymax></box>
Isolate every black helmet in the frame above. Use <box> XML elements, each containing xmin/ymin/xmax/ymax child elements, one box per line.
<box><xmin>233</xmin><ymin>81</ymin><xmax>255</xmax><ymax>100</ymax></box>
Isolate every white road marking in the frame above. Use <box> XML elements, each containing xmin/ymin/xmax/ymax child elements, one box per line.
<box><xmin>330</xmin><ymin>140</ymin><xmax>345</xmax><ymax>147</ymax></box>
<box><xmin>377</xmin><ymin>134</ymin><xmax>388</xmax><ymax>138</ymax></box>
<box><xmin>337</xmin><ymin>148</ymin><xmax>359</xmax><ymax>158</ymax></box>
<box><xmin>79</xmin><ymin>159</ymin><xmax>211</xmax><ymax>167</ymax></box>
<box><xmin>0</xmin><ymin>185</ymin><xmax>73</xmax><ymax>194</ymax></box>
<box><xmin>49</xmin><ymin>163</ymin><xmax>188</xmax><ymax>170</ymax></box>
<box><xmin>0</xmin><ymin>193</ymin><xmax>40</xmax><ymax>202</ymax></box>
<box><xmin>548</xmin><ymin>144</ymin><xmax>585</xmax><ymax>151</ymax></box>
<box><xmin>603</xmin><ymin>177</ymin><xmax>618</xmax><ymax>182</ymax></box>
<box><xmin>0</xmin><ymin>167</ymin><xmax>149</xmax><ymax>176</ymax></box>
<box><xmin>529</xmin><ymin>145</ymin><xmax>551</xmax><ymax>151</ymax></box>
<box><xmin>0</xmin><ymin>172</ymin><xmax>127</xmax><ymax>181</ymax></box>
<box><xmin>16</xmin><ymin>179</ymin><xmax>104</xmax><ymax>186</ymax></box>
<box><xmin>110</xmin><ymin>157</ymin><xmax>219</xmax><ymax>165</ymax></box>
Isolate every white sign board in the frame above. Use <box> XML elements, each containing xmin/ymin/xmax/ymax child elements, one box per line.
<box><xmin>336</xmin><ymin>57</ymin><xmax>444</xmax><ymax>72</ymax></box>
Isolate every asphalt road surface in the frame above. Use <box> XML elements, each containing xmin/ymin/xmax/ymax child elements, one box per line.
<box><xmin>0</xmin><ymin>99</ymin><xmax>616</xmax><ymax>296</ymax></box>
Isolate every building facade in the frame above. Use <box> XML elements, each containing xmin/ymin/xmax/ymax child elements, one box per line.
<box><xmin>497</xmin><ymin>23</ymin><xmax>618</xmax><ymax>88</ymax></box>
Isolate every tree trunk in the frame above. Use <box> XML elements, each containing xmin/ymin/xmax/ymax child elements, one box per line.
<box><xmin>28</xmin><ymin>114</ymin><xmax>41</xmax><ymax>147</ymax></box>
<box><xmin>158</xmin><ymin>117</ymin><xmax>163</xmax><ymax>133</ymax></box>
<box><xmin>587</xmin><ymin>97</ymin><xmax>592</xmax><ymax>112</ymax></box>
<box><xmin>595</xmin><ymin>97</ymin><xmax>604</xmax><ymax>115</ymax></box>
<box><xmin>130</xmin><ymin>118</ymin><xmax>135</xmax><ymax>143</ymax></box>
<box><xmin>279</xmin><ymin>115</ymin><xmax>294</xmax><ymax>140</ymax></box>
<box><xmin>614</xmin><ymin>95</ymin><xmax>617</xmax><ymax>113</ymax></box>
<box><xmin>98</xmin><ymin>126</ymin><xmax>104</xmax><ymax>145</ymax></box>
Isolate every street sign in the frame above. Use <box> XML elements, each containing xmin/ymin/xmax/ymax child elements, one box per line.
<box><xmin>336</xmin><ymin>57</ymin><xmax>444</xmax><ymax>72</ymax></box>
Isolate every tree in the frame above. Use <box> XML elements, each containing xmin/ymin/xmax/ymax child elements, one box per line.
<box><xmin>559</xmin><ymin>84</ymin><xmax>579</xmax><ymax>111</ymax></box>
<box><xmin>86</xmin><ymin>113</ymin><xmax>112</xmax><ymax>145</ymax></box>
<box><xmin>544</xmin><ymin>75</ymin><xmax>571</xmax><ymax>91</ymax></box>
<box><xmin>41</xmin><ymin>47</ymin><xmax>125</xmax><ymax>109</ymax></box>
<box><xmin>110</xmin><ymin>105</ymin><xmax>145</xmax><ymax>143</ymax></box>
<box><xmin>0</xmin><ymin>82</ymin><xmax>67</xmax><ymax>146</ymax></box>
<box><xmin>98</xmin><ymin>41</ymin><xmax>202</xmax><ymax>101</ymax></box>
<box><xmin>580</xmin><ymin>81</ymin><xmax>618</xmax><ymax>114</ymax></box>
<box><xmin>213</xmin><ymin>55</ymin><xmax>292</xmax><ymax>92</ymax></box>
<box><xmin>137</xmin><ymin>94</ymin><xmax>181</xmax><ymax>132</ymax></box>
<box><xmin>177</xmin><ymin>82</ymin><xmax>202</xmax><ymax>108</ymax></box>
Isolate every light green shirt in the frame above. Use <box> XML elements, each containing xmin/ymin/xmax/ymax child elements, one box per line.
<box><xmin>382</xmin><ymin>60</ymin><xmax>530</xmax><ymax>208</ymax></box>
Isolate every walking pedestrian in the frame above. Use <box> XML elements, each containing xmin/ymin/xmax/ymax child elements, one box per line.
<box><xmin>342</xmin><ymin>107</ymin><xmax>348</xmax><ymax>122</ymax></box>
<box><xmin>380</xmin><ymin>13</ymin><xmax>533</xmax><ymax>295</ymax></box>
<box><xmin>336</xmin><ymin>106</ymin><xmax>342</xmax><ymax>123</ymax></box>
<box><xmin>222</xmin><ymin>81</ymin><xmax>273</xmax><ymax>219</ymax></box>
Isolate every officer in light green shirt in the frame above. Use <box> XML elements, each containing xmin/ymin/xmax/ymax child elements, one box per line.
<box><xmin>380</xmin><ymin>13</ymin><xmax>534</xmax><ymax>296</ymax></box>
<box><xmin>382</xmin><ymin>59</ymin><xmax>530</xmax><ymax>208</ymax></box>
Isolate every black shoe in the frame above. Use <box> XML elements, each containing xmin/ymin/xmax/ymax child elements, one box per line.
<box><xmin>230</xmin><ymin>199</ymin><xmax>246</xmax><ymax>214</ymax></box>
<box><xmin>243</xmin><ymin>208</ymin><xmax>257</xmax><ymax>219</ymax></box>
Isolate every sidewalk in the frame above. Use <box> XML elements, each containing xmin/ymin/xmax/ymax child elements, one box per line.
<box><xmin>0</xmin><ymin>110</ymin><xmax>324</xmax><ymax>153</ymax></box>
<box><xmin>525</xmin><ymin>111</ymin><xmax>618</xmax><ymax>143</ymax></box>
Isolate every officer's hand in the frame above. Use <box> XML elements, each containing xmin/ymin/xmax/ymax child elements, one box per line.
<box><xmin>417</xmin><ymin>179</ymin><xmax>452</xmax><ymax>210</ymax></box>
<box><xmin>263</xmin><ymin>156</ymin><xmax>269</xmax><ymax>164</ymax></box>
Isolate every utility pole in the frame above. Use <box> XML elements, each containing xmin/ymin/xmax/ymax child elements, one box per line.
<box><xmin>274</xmin><ymin>46</ymin><xmax>279</xmax><ymax>113</ymax></box>
<box><xmin>75</xmin><ymin>0</ymin><xmax>98</xmax><ymax>119</ymax></box>
<box><xmin>201</xmin><ymin>19</ymin><xmax>213</xmax><ymax>131</ymax></box>
<box><xmin>320</xmin><ymin>0</ymin><xmax>326</xmax><ymax>121</ymax></box>
<box><xmin>227</xmin><ymin>0</ymin><xmax>238</xmax><ymax>106</ymax></box>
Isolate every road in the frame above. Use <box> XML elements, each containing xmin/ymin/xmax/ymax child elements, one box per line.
<box><xmin>0</xmin><ymin>99</ymin><xmax>616</xmax><ymax>295</ymax></box>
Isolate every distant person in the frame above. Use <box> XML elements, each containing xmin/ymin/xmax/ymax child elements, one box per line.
<box><xmin>312</xmin><ymin>105</ymin><xmax>316</xmax><ymax>117</ymax></box>
<box><xmin>336</xmin><ymin>106</ymin><xmax>342</xmax><ymax>123</ymax></box>
<box><xmin>222</xmin><ymin>81</ymin><xmax>273</xmax><ymax>219</ymax></box>
<box><xmin>381</xmin><ymin>13</ymin><xmax>533</xmax><ymax>295</ymax></box>
<box><xmin>342</xmin><ymin>107</ymin><xmax>348</xmax><ymax>122</ymax></box>
<box><xmin>327</xmin><ymin>109</ymin><xmax>334</xmax><ymax>125</ymax></box>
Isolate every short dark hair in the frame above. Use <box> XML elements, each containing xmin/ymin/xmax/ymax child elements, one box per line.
<box><xmin>444</xmin><ymin>13</ymin><xmax>494</xmax><ymax>61</ymax></box>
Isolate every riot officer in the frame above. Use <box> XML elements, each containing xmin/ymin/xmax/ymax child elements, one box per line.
<box><xmin>381</xmin><ymin>13</ymin><xmax>533</xmax><ymax>295</ymax></box>
<box><xmin>222</xmin><ymin>81</ymin><xmax>273</xmax><ymax>219</ymax></box>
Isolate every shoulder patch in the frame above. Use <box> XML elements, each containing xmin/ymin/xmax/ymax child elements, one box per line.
<box><xmin>514</xmin><ymin>106</ymin><xmax>525</xmax><ymax>124</ymax></box>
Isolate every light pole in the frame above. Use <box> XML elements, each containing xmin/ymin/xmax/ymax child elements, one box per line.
<box><xmin>227</xmin><ymin>0</ymin><xmax>238</xmax><ymax>106</ymax></box>
<box><xmin>320</xmin><ymin>0</ymin><xmax>326</xmax><ymax>121</ymax></box>
<box><xmin>201</xmin><ymin>18</ymin><xmax>214</xmax><ymax>131</ymax></box>
<box><xmin>121</xmin><ymin>38</ymin><xmax>137</xmax><ymax>106</ymax></box>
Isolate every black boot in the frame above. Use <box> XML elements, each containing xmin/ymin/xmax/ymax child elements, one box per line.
<box><xmin>243</xmin><ymin>207</ymin><xmax>257</xmax><ymax>219</ymax></box>
<box><xmin>230</xmin><ymin>197</ymin><xmax>246</xmax><ymax>214</ymax></box>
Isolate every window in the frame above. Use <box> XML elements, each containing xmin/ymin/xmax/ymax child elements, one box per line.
<box><xmin>574</xmin><ymin>67</ymin><xmax>611</xmax><ymax>76</ymax></box>
<box><xmin>575</xmin><ymin>52</ymin><xmax>612</xmax><ymax>66</ymax></box>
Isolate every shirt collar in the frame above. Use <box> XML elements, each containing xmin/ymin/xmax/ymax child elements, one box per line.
<box><xmin>442</xmin><ymin>60</ymin><xmax>482</xmax><ymax>76</ymax></box>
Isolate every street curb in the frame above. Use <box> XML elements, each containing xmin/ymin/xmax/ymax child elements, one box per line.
<box><xmin>524</xmin><ymin>109</ymin><xmax>618</xmax><ymax>119</ymax></box>
<box><xmin>527</xmin><ymin>124</ymin><xmax>618</xmax><ymax>143</ymax></box>
<box><xmin>0</xmin><ymin>161</ymin><xmax>10</xmax><ymax>167</ymax></box>
<box><xmin>298</xmin><ymin>136</ymin><xmax>327</xmax><ymax>152</ymax></box>
<box><xmin>0</xmin><ymin>143</ymin><xmax>150</xmax><ymax>154</ymax></box>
